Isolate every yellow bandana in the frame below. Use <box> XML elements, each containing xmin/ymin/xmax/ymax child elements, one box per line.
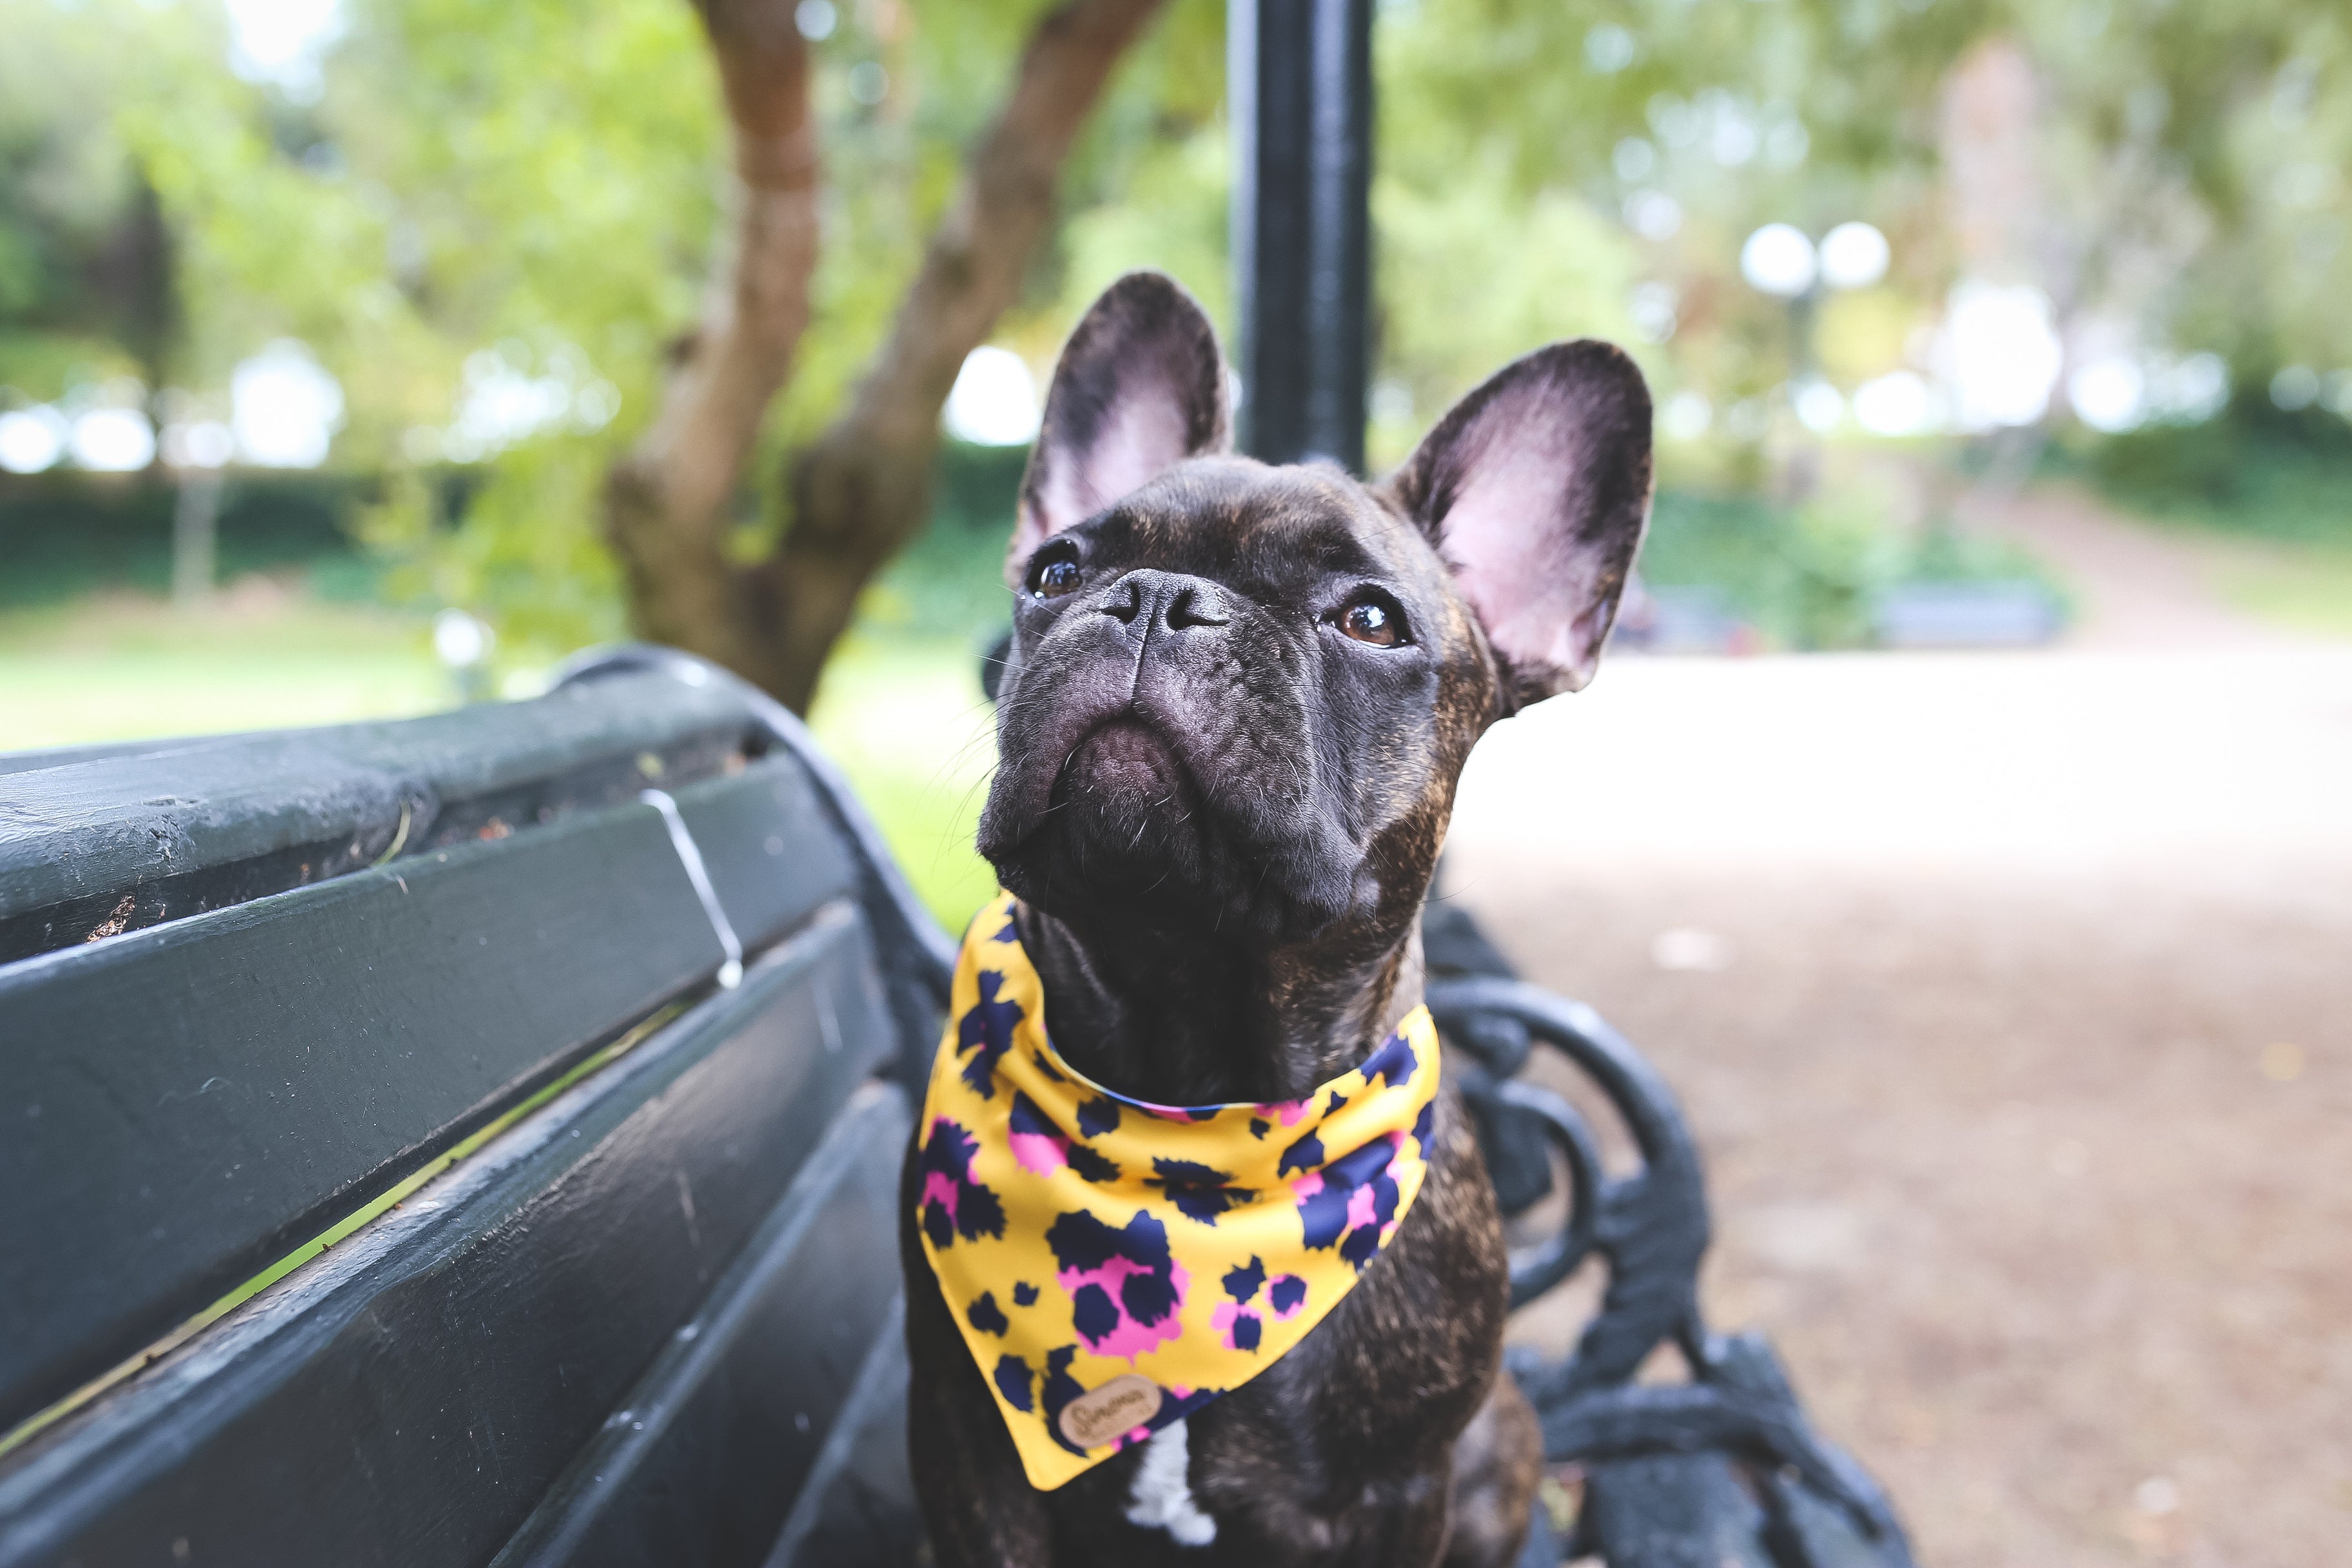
<box><xmin>914</xmin><ymin>892</ymin><xmax>1443</xmax><ymax>1490</ymax></box>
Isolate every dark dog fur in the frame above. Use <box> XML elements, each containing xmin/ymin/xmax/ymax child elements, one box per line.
<box><xmin>901</xmin><ymin>271</ymin><xmax>1652</xmax><ymax>1566</ymax></box>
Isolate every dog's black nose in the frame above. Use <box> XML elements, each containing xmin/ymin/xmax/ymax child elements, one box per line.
<box><xmin>1100</xmin><ymin>570</ymin><xmax>1231</xmax><ymax>633</ymax></box>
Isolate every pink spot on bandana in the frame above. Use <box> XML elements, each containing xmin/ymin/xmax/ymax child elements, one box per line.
<box><xmin>1210</xmin><ymin>1300</ymin><xmax>1264</xmax><ymax>1351</ymax></box>
<box><xmin>919</xmin><ymin>1171</ymin><xmax>962</xmax><ymax>1228</ymax></box>
<box><xmin>1256</xmin><ymin>1098</ymin><xmax>1313</xmax><ymax>1127</ymax></box>
<box><xmin>1344</xmin><ymin>1180</ymin><xmax>1386</xmax><ymax>1237</ymax></box>
<box><xmin>1055</xmin><ymin>1257</ymin><xmax>1191</xmax><ymax>1362</ymax></box>
<box><xmin>1008</xmin><ymin>1130</ymin><xmax>1066</xmax><ymax>1176</ymax></box>
<box><xmin>1288</xmin><ymin>1170</ymin><xmax>1324</xmax><ymax>1202</ymax></box>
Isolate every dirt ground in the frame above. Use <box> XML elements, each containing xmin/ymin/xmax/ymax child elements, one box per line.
<box><xmin>1448</xmin><ymin>491</ymin><xmax>2352</xmax><ymax>1567</ymax></box>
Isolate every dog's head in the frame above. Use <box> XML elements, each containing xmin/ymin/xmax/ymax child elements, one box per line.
<box><xmin>978</xmin><ymin>271</ymin><xmax>1652</xmax><ymax>950</ymax></box>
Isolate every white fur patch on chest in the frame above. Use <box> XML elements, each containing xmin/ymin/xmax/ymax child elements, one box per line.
<box><xmin>1124</xmin><ymin>1420</ymin><xmax>1217</xmax><ymax>1546</ymax></box>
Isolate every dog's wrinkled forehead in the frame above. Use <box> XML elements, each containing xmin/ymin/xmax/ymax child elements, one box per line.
<box><xmin>1057</xmin><ymin>460</ymin><xmax>1442</xmax><ymax>605</ymax></box>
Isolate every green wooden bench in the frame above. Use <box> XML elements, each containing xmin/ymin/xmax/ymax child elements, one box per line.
<box><xmin>0</xmin><ymin>646</ymin><xmax>941</xmax><ymax>1567</ymax></box>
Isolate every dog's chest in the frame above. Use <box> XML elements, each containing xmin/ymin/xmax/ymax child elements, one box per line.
<box><xmin>1053</xmin><ymin>1119</ymin><xmax>1502</xmax><ymax>1556</ymax></box>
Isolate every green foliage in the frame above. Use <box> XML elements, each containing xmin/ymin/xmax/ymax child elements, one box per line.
<box><xmin>1371</xmin><ymin>161</ymin><xmax>1640</xmax><ymax>467</ymax></box>
<box><xmin>1053</xmin><ymin>126</ymin><xmax>1234</xmax><ymax>349</ymax></box>
<box><xmin>843</xmin><ymin>440</ymin><xmax>1028</xmax><ymax>666</ymax></box>
<box><xmin>357</xmin><ymin>438</ymin><xmax>627</xmax><ymax>660</ymax></box>
<box><xmin>2065</xmin><ymin>400</ymin><xmax>2352</xmax><ymax>546</ymax></box>
<box><xmin>0</xmin><ymin>0</ymin><xmax>197</xmax><ymax>392</ymax></box>
<box><xmin>1641</xmin><ymin>487</ymin><xmax>2057</xmax><ymax>648</ymax></box>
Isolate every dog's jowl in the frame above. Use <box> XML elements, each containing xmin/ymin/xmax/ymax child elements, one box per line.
<box><xmin>900</xmin><ymin>271</ymin><xmax>1652</xmax><ymax>1567</ymax></box>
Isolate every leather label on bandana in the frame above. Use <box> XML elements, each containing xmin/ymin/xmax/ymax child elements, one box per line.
<box><xmin>914</xmin><ymin>892</ymin><xmax>1444</xmax><ymax>1491</ymax></box>
<box><xmin>1058</xmin><ymin>1373</ymin><xmax>1163</xmax><ymax>1450</ymax></box>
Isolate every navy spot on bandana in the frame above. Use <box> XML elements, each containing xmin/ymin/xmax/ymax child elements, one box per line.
<box><xmin>1411</xmin><ymin>1096</ymin><xmax>1436</xmax><ymax>1151</ymax></box>
<box><xmin>994</xmin><ymin>912</ymin><xmax>1022</xmax><ymax>944</ymax></box>
<box><xmin>1360</xmin><ymin>1030</ymin><xmax>1418</xmax><ymax>1088</ymax></box>
<box><xmin>1040</xmin><ymin>1346</ymin><xmax>1088</xmax><ymax>1454</ymax></box>
<box><xmin>1121</xmin><ymin>1268</ymin><xmax>1180</xmax><ymax>1326</ymax></box>
<box><xmin>1007</xmin><ymin>1091</ymin><xmax>1052</xmax><ymax>1138</ymax></box>
<box><xmin>1230</xmin><ymin>1313</ymin><xmax>1262</xmax><ymax>1351</ymax></box>
<box><xmin>1161</xmin><ymin>1384</ymin><xmax>1222</xmax><ymax>1424</ymax></box>
<box><xmin>1340</xmin><ymin>1198</ymin><xmax>1396</xmax><ymax>1266</ymax></box>
<box><xmin>995</xmin><ymin>1353</ymin><xmax>1034</xmax><ymax>1411</ymax></box>
<box><xmin>1326</xmin><ymin>1090</ymin><xmax>1349</xmax><ymax>1115</ymax></box>
<box><xmin>1076</xmin><ymin>1095</ymin><xmax>1122</xmax><ymax>1139</ymax></box>
<box><xmin>1044</xmin><ymin>1209</ymin><xmax>1142</xmax><ymax>1272</ymax></box>
<box><xmin>1223</xmin><ymin>1256</ymin><xmax>1266</xmax><ymax>1303</ymax></box>
<box><xmin>1014</xmin><ymin>1281</ymin><xmax>1039</xmax><ymax>1307</ymax></box>
<box><xmin>1031</xmin><ymin>1048</ymin><xmax>1067</xmax><ymax>1083</ymax></box>
<box><xmin>956</xmin><ymin>971</ymin><xmax>1025</xmax><ymax>1097</ymax></box>
<box><xmin>1064</xmin><ymin>1141</ymin><xmax>1122</xmax><ymax>1184</ymax></box>
<box><xmin>1268</xmin><ymin>1274</ymin><xmax>1308</xmax><ymax>1315</ymax></box>
<box><xmin>1297</xmin><ymin>1134</ymin><xmax>1402</xmax><ymax>1267</ymax></box>
<box><xmin>1297</xmin><ymin>1181</ymin><xmax>1349</xmax><ymax>1251</ymax></box>
<box><xmin>1071</xmin><ymin>1283</ymin><xmax>1121</xmax><ymax>1344</ymax></box>
<box><xmin>1249</xmin><ymin>1117</ymin><xmax>1269</xmax><ymax>1139</ymax></box>
<box><xmin>1277</xmin><ymin>1130</ymin><xmax>1325</xmax><ymax>1177</ymax></box>
<box><xmin>968</xmin><ymin>1291</ymin><xmax>1009</xmax><ymax>1336</ymax></box>
<box><xmin>1146</xmin><ymin>1157</ymin><xmax>1252</xmax><ymax>1224</ymax></box>
<box><xmin>919</xmin><ymin>1118</ymin><xmax>1004</xmax><ymax>1246</ymax></box>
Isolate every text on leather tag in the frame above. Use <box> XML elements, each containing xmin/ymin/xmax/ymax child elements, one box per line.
<box><xmin>1057</xmin><ymin>1374</ymin><xmax>1163</xmax><ymax>1450</ymax></box>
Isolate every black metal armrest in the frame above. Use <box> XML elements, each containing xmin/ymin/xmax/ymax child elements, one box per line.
<box><xmin>1427</xmin><ymin>922</ymin><xmax>1916</xmax><ymax>1568</ymax></box>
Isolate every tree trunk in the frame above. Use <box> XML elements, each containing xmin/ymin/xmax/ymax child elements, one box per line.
<box><xmin>608</xmin><ymin>0</ymin><xmax>1170</xmax><ymax>713</ymax></box>
<box><xmin>745</xmin><ymin>0</ymin><xmax>1171</xmax><ymax>714</ymax></box>
<box><xmin>604</xmin><ymin>0</ymin><xmax>819</xmax><ymax>675</ymax></box>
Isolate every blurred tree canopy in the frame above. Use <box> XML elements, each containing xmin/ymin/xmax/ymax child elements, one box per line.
<box><xmin>3</xmin><ymin>0</ymin><xmax>2349</xmax><ymax>683</ymax></box>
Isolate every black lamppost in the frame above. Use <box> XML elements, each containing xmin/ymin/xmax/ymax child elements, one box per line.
<box><xmin>1230</xmin><ymin>0</ymin><xmax>1372</xmax><ymax>474</ymax></box>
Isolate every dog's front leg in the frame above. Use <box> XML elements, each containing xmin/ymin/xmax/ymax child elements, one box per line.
<box><xmin>900</xmin><ymin>1141</ymin><xmax>1053</xmax><ymax>1567</ymax></box>
<box><xmin>1441</xmin><ymin>1373</ymin><xmax>1542</xmax><ymax>1568</ymax></box>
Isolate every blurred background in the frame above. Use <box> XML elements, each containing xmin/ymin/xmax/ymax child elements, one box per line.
<box><xmin>1</xmin><ymin>0</ymin><xmax>2346</xmax><ymax>1560</ymax></box>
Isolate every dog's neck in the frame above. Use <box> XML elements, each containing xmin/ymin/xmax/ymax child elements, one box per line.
<box><xmin>1013</xmin><ymin>902</ymin><xmax>1426</xmax><ymax>1107</ymax></box>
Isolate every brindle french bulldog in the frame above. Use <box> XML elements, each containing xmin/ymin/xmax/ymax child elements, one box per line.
<box><xmin>901</xmin><ymin>271</ymin><xmax>1652</xmax><ymax>1566</ymax></box>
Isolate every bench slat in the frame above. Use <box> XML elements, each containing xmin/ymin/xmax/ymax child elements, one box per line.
<box><xmin>0</xmin><ymin>756</ymin><xmax>854</xmax><ymax>1431</ymax></box>
<box><xmin>0</xmin><ymin>672</ymin><xmax>757</xmax><ymax>962</ymax></box>
<box><xmin>0</xmin><ymin>907</ymin><xmax>896</xmax><ymax>1567</ymax></box>
<box><xmin>760</xmin><ymin>1300</ymin><xmax>923</xmax><ymax>1568</ymax></box>
<box><xmin>489</xmin><ymin>1088</ymin><xmax>908</xmax><ymax>1568</ymax></box>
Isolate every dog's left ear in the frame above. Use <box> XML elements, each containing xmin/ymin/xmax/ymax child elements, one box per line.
<box><xmin>1386</xmin><ymin>341</ymin><xmax>1653</xmax><ymax>705</ymax></box>
<box><xmin>1007</xmin><ymin>271</ymin><xmax>1231</xmax><ymax>584</ymax></box>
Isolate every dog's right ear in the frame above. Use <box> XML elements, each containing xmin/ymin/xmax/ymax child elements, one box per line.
<box><xmin>1007</xmin><ymin>271</ymin><xmax>1230</xmax><ymax>585</ymax></box>
<box><xmin>1386</xmin><ymin>341</ymin><xmax>1653</xmax><ymax>708</ymax></box>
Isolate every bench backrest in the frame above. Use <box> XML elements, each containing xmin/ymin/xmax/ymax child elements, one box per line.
<box><xmin>0</xmin><ymin>647</ymin><xmax>941</xmax><ymax>1568</ymax></box>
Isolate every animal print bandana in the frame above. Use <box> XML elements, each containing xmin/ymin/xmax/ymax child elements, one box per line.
<box><xmin>914</xmin><ymin>892</ymin><xmax>1443</xmax><ymax>1491</ymax></box>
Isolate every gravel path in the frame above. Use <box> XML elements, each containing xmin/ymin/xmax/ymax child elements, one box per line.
<box><xmin>1447</xmin><ymin>495</ymin><xmax>2352</xmax><ymax>1565</ymax></box>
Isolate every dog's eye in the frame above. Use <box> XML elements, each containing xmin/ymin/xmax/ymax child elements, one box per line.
<box><xmin>1337</xmin><ymin>594</ymin><xmax>1407</xmax><ymax>647</ymax></box>
<box><xmin>1030</xmin><ymin>551</ymin><xmax>1083</xmax><ymax>599</ymax></box>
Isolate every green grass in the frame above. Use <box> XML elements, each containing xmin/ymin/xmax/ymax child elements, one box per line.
<box><xmin>2205</xmin><ymin>540</ymin><xmax>2352</xmax><ymax>639</ymax></box>
<box><xmin>0</xmin><ymin>588</ymin><xmax>448</xmax><ymax>751</ymax></box>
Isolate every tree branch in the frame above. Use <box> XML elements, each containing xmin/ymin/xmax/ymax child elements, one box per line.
<box><xmin>605</xmin><ymin>0</ymin><xmax>819</xmax><ymax>670</ymax></box>
<box><xmin>747</xmin><ymin>0</ymin><xmax>1172</xmax><ymax>710</ymax></box>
